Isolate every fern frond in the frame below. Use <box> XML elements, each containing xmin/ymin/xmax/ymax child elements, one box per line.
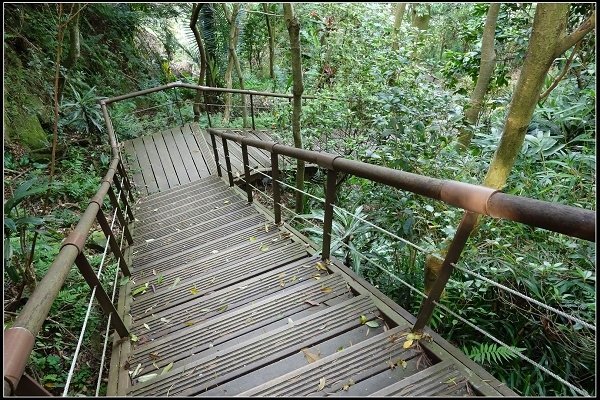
<box><xmin>465</xmin><ymin>342</ymin><xmax>525</xmax><ymax>365</ymax></box>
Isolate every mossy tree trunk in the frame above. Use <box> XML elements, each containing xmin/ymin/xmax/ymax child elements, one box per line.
<box><xmin>483</xmin><ymin>4</ymin><xmax>595</xmax><ymax>190</ymax></box>
<box><xmin>391</xmin><ymin>3</ymin><xmax>406</xmax><ymax>51</ymax></box>
<box><xmin>283</xmin><ymin>4</ymin><xmax>306</xmax><ymax>214</ymax></box>
<box><xmin>457</xmin><ymin>3</ymin><xmax>500</xmax><ymax>150</ymax></box>
<box><xmin>190</xmin><ymin>3</ymin><xmax>209</xmax><ymax>121</ymax></box>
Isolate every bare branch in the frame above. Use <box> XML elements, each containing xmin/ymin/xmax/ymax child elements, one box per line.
<box><xmin>539</xmin><ymin>42</ymin><xmax>580</xmax><ymax>103</ymax></box>
<box><xmin>554</xmin><ymin>10</ymin><xmax>595</xmax><ymax>58</ymax></box>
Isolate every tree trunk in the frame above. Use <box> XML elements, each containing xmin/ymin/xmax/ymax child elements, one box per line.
<box><xmin>56</xmin><ymin>3</ymin><xmax>81</xmax><ymax>104</ymax></box>
<box><xmin>391</xmin><ymin>3</ymin><xmax>406</xmax><ymax>51</ymax></box>
<box><xmin>283</xmin><ymin>4</ymin><xmax>305</xmax><ymax>214</ymax></box>
<box><xmin>410</xmin><ymin>4</ymin><xmax>430</xmax><ymax>30</ymax></box>
<box><xmin>483</xmin><ymin>4</ymin><xmax>594</xmax><ymax>190</ymax></box>
<box><xmin>222</xmin><ymin>4</ymin><xmax>245</xmax><ymax>126</ymax></box>
<box><xmin>263</xmin><ymin>3</ymin><xmax>275</xmax><ymax>79</ymax></box>
<box><xmin>190</xmin><ymin>3</ymin><xmax>209</xmax><ymax>121</ymax></box>
<box><xmin>457</xmin><ymin>3</ymin><xmax>500</xmax><ymax>149</ymax></box>
<box><xmin>201</xmin><ymin>3</ymin><xmax>219</xmax><ymax>112</ymax></box>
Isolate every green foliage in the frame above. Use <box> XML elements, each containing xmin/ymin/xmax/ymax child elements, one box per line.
<box><xmin>464</xmin><ymin>342</ymin><xmax>525</xmax><ymax>365</ymax></box>
<box><xmin>61</xmin><ymin>84</ymin><xmax>105</xmax><ymax>138</ymax></box>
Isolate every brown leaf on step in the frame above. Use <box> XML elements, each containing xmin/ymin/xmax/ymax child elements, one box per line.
<box><xmin>320</xmin><ymin>287</ymin><xmax>333</xmax><ymax>293</ymax></box>
<box><xmin>149</xmin><ymin>352</ymin><xmax>161</xmax><ymax>360</ymax></box>
<box><xmin>317</xmin><ymin>377</ymin><xmax>326</xmax><ymax>391</ymax></box>
<box><xmin>315</xmin><ymin>262</ymin><xmax>327</xmax><ymax>271</ymax></box>
<box><xmin>301</xmin><ymin>348</ymin><xmax>321</xmax><ymax>364</ymax></box>
<box><xmin>305</xmin><ymin>300</ymin><xmax>321</xmax><ymax>306</ymax></box>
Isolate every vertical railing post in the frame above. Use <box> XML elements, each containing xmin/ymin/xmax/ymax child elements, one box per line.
<box><xmin>112</xmin><ymin>175</ymin><xmax>134</xmax><ymax>222</ymax></box>
<box><xmin>74</xmin><ymin>253</ymin><xmax>129</xmax><ymax>338</ymax></box>
<box><xmin>250</xmin><ymin>94</ymin><xmax>256</xmax><ymax>130</ymax></box>
<box><xmin>96</xmin><ymin>209</ymin><xmax>131</xmax><ymax>277</ymax></box>
<box><xmin>205</xmin><ymin>108</ymin><xmax>213</xmax><ymax>128</ymax></box>
<box><xmin>412</xmin><ymin>211</ymin><xmax>479</xmax><ymax>331</ymax></box>
<box><xmin>173</xmin><ymin>87</ymin><xmax>184</xmax><ymax>126</ymax></box>
<box><xmin>210</xmin><ymin>132</ymin><xmax>222</xmax><ymax>177</ymax></box>
<box><xmin>241</xmin><ymin>143</ymin><xmax>253</xmax><ymax>203</ymax></box>
<box><xmin>321</xmin><ymin>169</ymin><xmax>338</xmax><ymax>261</ymax></box>
<box><xmin>271</xmin><ymin>151</ymin><xmax>282</xmax><ymax>224</ymax></box>
<box><xmin>107</xmin><ymin>187</ymin><xmax>134</xmax><ymax>245</ymax></box>
<box><xmin>117</xmin><ymin>160</ymin><xmax>134</xmax><ymax>203</ymax></box>
<box><xmin>222</xmin><ymin>137</ymin><xmax>234</xmax><ymax>187</ymax></box>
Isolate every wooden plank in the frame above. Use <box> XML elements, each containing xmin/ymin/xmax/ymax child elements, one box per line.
<box><xmin>151</xmin><ymin>130</ymin><xmax>182</xmax><ymax>188</ymax></box>
<box><xmin>130</xmin><ymin>274</ymin><xmax>350</xmax><ymax>370</ymax></box>
<box><xmin>131</xmin><ymin>245</ymin><xmax>310</xmax><ymax>329</ymax></box>
<box><xmin>203</xmin><ymin>317</ymin><xmax>392</xmax><ymax>396</ymax></box>
<box><xmin>122</xmin><ymin>140</ymin><xmax>147</xmax><ymax>196</ymax></box>
<box><xmin>131</xmin><ymin>136</ymin><xmax>159</xmax><ymax>194</ymax></box>
<box><xmin>168</xmin><ymin>126</ymin><xmax>200</xmax><ymax>181</ymax></box>
<box><xmin>189</xmin><ymin>123</ymin><xmax>217</xmax><ymax>174</ymax></box>
<box><xmin>201</xmin><ymin>128</ymin><xmax>244</xmax><ymax>177</ymax></box>
<box><xmin>129</xmin><ymin>295</ymin><xmax>379</xmax><ymax>396</ymax></box>
<box><xmin>180</xmin><ymin>124</ymin><xmax>211</xmax><ymax>177</ymax></box>
<box><xmin>141</xmin><ymin>134</ymin><xmax>170</xmax><ymax>192</ymax></box>
<box><xmin>161</xmin><ymin>128</ymin><xmax>193</xmax><ymax>185</ymax></box>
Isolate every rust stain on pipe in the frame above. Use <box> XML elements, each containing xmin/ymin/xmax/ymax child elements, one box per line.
<box><xmin>3</xmin><ymin>328</ymin><xmax>35</xmax><ymax>395</ymax></box>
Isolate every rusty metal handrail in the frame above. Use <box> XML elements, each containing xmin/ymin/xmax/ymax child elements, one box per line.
<box><xmin>3</xmin><ymin>100</ymin><xmax>132</xmax><ymax>396</ymax></box>
<box><xmin>207</xmin><ymin>125</ymin><xmax>594</xmax><ymax>337</ymax></box>
<box><xmin>207</xmin><ymin>128</ymin><xmax>595</xmax><ymax>242</ymax></box>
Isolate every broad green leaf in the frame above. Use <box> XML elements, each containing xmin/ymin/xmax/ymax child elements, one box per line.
<box><xmin>249</xmin><ymin>236</ymin><xmax>257</xmax><ymax>242</ymax></box>
<box><xmin>366</xmin><ymin>321</ymin><xmax>380</xmax><ymax>328</ymax></box>
<box><xmin>132</xmin><ymin>283</ymin><xmax>149</xmax><ymax>296</ymax></box>
<box><xmin>130</xmin><ymin>333</ymin><xmax>139</xmax><ymax>342</ymax></box>
<box><xmin>359</xmin><ymin>315</ymin><xmax>368</xmax><ymax>325</ymax></box>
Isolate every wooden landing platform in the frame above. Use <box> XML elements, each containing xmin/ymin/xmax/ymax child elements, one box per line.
<box><xmin>108</xmin><ymin>175</ymin><xmax>515</xmax><ymax>397</ymax></box>
<box><xmin>122</xmin><ymin>124</ymin><xmax>275</xmax><ymax>196</ymax></box>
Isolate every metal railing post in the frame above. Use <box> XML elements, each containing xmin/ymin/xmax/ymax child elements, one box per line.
<box><xmin>222</xmin><ymin>137</ymin><xmax>234</xmax><ymax>187</ymax></box>
<box><xmin>210</xmin><ymin>132</ymin><xmax>222</xmax><ymax>177</ymax></box>
<box><xmin>74</xmin><ymin>253</ymin><xmax>129</xmax><ymax>338</ymax></box>
<box><xmin>205</xmin><ymin>108</ymin><xmax>213</xmax><ymax>128</ymax></box>
<box><xmin>112</xmin><ymin>175</ymin><xmax>134</xmax><ymax>222</ymax></box>
<box><xmin>322</xmin><ymin>169</ymin><xmax>338</xmax><ymax>261</ymax></box>
<box><xmin>271</xmin><ymin>151</ymin><xmax>282</xmax><ymax>224</ymax></box>
<box><xmin>241</xmin><ymin>143</ymin><xmax>253</xmax><ymax>203</ymax></box>
<box><xmin>250</xmin><ymin>94</ymin><xmax>256</xmax><ymax>130</ymax></box>
<box><xmin>117</xmin><ymin>160</ymin><xmax>134</xmax><ymax>203</ymax></box>
<box><xmin>412</xmin><ymin>211</ymin><xmax>479</xmax><ymax>331</ymax></box>
<box><xmin>96</xmin><ymin>209</ymin><xmax>131</xmax><ymax>277</ymax></box>
<box><xmin>173</xmin><ymin>87</ymin><xmax>184</xmax><ymax>126</ymax></box>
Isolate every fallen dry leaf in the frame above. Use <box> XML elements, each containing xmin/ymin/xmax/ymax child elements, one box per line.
<box><xmin>317</xmin><ymin>377</ymin><xmax>326</xmax><ymax>391</ymax></box>
<box><xmin>301</xmin><ymin>348</ymin><xmax>321</xmax><ymax>364</ymax></box>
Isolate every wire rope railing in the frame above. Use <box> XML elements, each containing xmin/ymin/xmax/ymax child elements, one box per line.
<box><xmin>62</xmin><ymin>190</ymin><xmax>123</xmax><ymax>396</ymax></box>
<box><xmin>206</xmin><ymin>123</ymin><xmax>594</xmax><ymax>397</ymax></box>
<box><xmin>231</xmin><ymin>154</ymin><xmax>593</xmax><ymax>396</ymax></box>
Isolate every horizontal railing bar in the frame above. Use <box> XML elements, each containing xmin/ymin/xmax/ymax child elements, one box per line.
<box><xmin>208</xmin><ymin>128</ymin><xmax>595</xmax><ymax>242</ymax></box>
<box><xmin>104</xmin><ymin>82</ymin><xmax>340</xmax><ymax>105</ymax></box>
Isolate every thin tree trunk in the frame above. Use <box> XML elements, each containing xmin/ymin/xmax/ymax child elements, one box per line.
<box><xmin>190</xmin><ymin>3</ymin><xmax>209</xmax><ymax>121</ymax></box>
<box><xmin>56</xmin><ymin>3</ymin><xmax>81</xmax><ymax>102</ymax></box>
<box><xmin>457</xmin><ymin>3</ymin><xmax>500</xmax><ymax>149</ymax></box>
<box><xmin>263</xmin><ymin>3</ymin><xmax>275</xmax><ymax>79</ymax></box>
<box><xmin>391</xmin><ymin>3</ymin><xmax>406</xmax><ymax>51</ymax></box>
<box><xmin>283</xmin><ymin>4</ymin><xmax>305</xmax><ymax>214</ymax></box>
<box><xmin>483</xmin><ymin>4</ymin><xmax>594</xmax><ymax>190</ymax></box>
<box><xmin>50</xmin><ymin>4</ymin><xmax>66</xmax><ymax>182</ymax></box>
<box><xmin>222</xmin><ymin>4</ymin><xmax>242</xmax><ymax>126</ymax></box>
